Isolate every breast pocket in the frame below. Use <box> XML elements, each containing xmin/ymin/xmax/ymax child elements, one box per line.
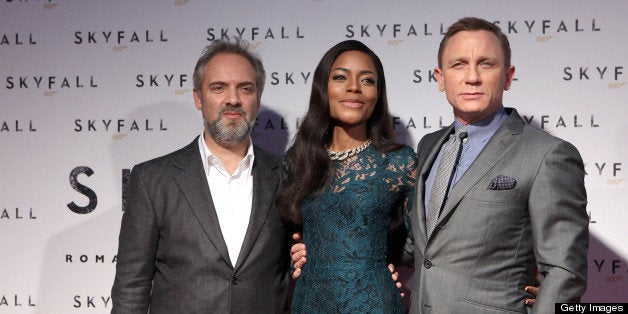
<box><xmin>465</xmin><ymin>187</ymin><xmax>521</xmax><ymax>203</ymax></box>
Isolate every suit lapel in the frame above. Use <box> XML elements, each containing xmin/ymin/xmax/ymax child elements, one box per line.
<box><xmin>416</xmin><ymin>125</ymin><xmax>454</xmax><ymax>244</ymax></box>
<box><xmin>437</xmin><ymin>109</ymin><xmax>525</xmax><ymax>225</ymax></box>
<box><xmin>172</xmin><ymin>138</ymin><xmax>232</xmax><ymax>267</ymax></box>
<box><xmin>233</xmin><ymin>147</ymin><xmax>280</xmax><ymax>271</ymax></box>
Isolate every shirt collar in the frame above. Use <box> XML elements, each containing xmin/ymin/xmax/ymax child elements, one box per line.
<box><xmin>453</xmin><ymin>106</ymin><xmax>508</xmax><ymax>142</ymax></box>
<box><xmin>198</xmin><ymin>133</ymin><xmax>255</xmax><ymax>177</ymax></box>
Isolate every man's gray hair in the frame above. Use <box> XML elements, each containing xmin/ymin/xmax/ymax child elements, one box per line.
<box><xmin>193</xmin><ymin>38</ymin><xmax>266</xmax><ymax>98</ymax></box>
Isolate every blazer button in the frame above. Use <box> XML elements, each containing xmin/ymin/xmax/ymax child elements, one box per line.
<box><xmin>423</xmin><ymin>259</ymin><xmax>432</xmax><ymax>269</ymax></box>
<box><xmin>231</xmin><ymin>277</ymin><xmax>239</xmax><ymax>285</ymax></box>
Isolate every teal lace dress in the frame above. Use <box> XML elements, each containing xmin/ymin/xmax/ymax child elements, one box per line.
<box><xmin>291</xmin><ymin>145</ymin><xmax>416</xmax><ymax>313</ymax></box>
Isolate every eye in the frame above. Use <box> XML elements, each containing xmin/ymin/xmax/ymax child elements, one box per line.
<box><xmin>481</xmin><ymin>61</ymin><xmax>494</xmax><ymax>68</ymax></box>
<box><xmin>452</xmin><ymin>62</ymin><xmax>464</xmax><ymax>70</ymax></box>
<box><xmin>209</xmin><ymin>84</ymin><xmax>224</xmax><ymax>92</ymax></box>
<box><xmin>332</xmin><ymin>74</ymin><xmax>346</xmax><ymax>81</ymax></box>
<box><xmin>240</xmin><ymin>85</ymin><xmax>255</xmax><ymax>94</ymax></box>
<box><xmin>361</xmin><ymin>77</ymin><xmax>376</xmax><ymax>85</ymax></box>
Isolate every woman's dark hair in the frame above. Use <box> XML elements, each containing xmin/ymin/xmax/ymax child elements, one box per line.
<box><xmin>276</xmin><ymin>40</ymin><xmax>402</xmax><ymax>224</ymax></box>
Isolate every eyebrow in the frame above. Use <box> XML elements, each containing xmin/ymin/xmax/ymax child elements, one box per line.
<box><xmin>237</xmin><ymin>81</ymin><xmax>255</xmax><ymax>87</ymax></box>
<box><xmin>331</xmin><ymin>67</ymin><xmax>376</xmax><ymax>76</ymax></box>
<box><xmin>446</xmin><ymin>55</ymin><xmax>498</xmax><ymax>63</ymax></box>
<box><xmin>208</xmin><ymin>80</ymin><xmax>255</xmax><ymax>87</ymax></box>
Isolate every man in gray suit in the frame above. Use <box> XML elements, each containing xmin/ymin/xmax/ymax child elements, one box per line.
<box><xmin>404</xmin><ymin>17</ymin><xmax>589</xmax><ymax>313</ymax></box>
<box><xmin>111</xmin><ymin>39</ymin><xmax>290</xmax><ymax>313</ymax></box>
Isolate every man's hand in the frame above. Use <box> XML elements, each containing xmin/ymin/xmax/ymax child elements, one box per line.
<box><xmin>290</xmin><ymin>233</ymin><xmax>306</xmax><ymax>279</ymax></box>
<box><xmin>388</xmin><ymin>264</ymin><xmax>404</xmax><ymax>298</ymax></box>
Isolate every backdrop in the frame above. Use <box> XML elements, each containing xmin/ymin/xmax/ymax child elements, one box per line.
<box><xmin>1</xmin><ymin>0</ymin><xmax>626</xmax><ymax>312</ymax></box>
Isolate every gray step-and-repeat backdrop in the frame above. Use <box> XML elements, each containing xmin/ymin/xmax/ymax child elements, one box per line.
<box><xmin>1</xmin><ymin>1</ymin><xmax>626</xmax><ymax>312</ymax></box>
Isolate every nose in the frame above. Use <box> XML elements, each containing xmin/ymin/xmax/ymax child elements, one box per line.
<box><xmin>225</xmin><ymin>86</ymin><xmax>242</xmax><ymax>106</ymax></box>
<box><xmin>465</xmin><ymin>66</ymin><xmax>481</xmax><ymax>85</ymax></box>
<box><xmin>347</xmin><ymin>78</ymin><xmax>362</xmax><ymax>94</ymax></box>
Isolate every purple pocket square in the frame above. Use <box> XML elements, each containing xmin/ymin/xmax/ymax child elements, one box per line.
<box><xmin>488</xmin><ymin>175</ymin><xmax>517</xmax><ymax>190</ymax></box>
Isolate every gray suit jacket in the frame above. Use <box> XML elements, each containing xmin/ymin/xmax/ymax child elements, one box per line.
<box><xmin>406</xmin><ymin>108</ymin><xmax>588</xmax><ymax>313</ymax></box>
<box><xmin>111</xmin><ymin>137</ymin><xmax>290</xmax><ymax>313</ymax></box>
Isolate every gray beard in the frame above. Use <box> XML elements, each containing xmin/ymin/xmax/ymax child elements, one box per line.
<box><xmin>204</xmin><ymin>106</ymin><xmax>252</xmax><ymax>145</ymax></box>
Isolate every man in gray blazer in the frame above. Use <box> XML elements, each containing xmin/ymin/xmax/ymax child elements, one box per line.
<box><xmin>111</xmin><ymin>39</ymin><xmax>291</xmax><ymax>313</ymax></box>
<box><xmin>405</xmin><ymin>17</ymin><xmax>589</xmax><ymax>313</ymax></box>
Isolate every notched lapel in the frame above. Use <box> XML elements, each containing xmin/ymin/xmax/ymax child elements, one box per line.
<box><xmin>437</xmin><ymin>110</ymin><xmax>525</xmax><ymax>227</ymax></box>
<box><xmin>172</xmin><ymin>142</ymin><xmax>232</xmax><ymax>267</ymax></box>
<box><xmin>234</xmin><ymin>150</ymin><xmax>280</xmax><ymax>270</ymax></box>
<box><xmin>417</xmin><ymin>126</ymin><xmax>454</xmax><ymax>244</ymax></box>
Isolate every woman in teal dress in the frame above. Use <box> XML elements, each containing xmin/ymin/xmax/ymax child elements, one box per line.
<box><xmin>276</xmin><ymin>40</ymin><xmax>416</xmax><ymax>313</ymax></box>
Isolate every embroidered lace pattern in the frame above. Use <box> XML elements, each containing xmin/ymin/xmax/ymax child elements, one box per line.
<box><xmin>290</xmin><ymin>145</ymin><xmax>417</xmax><ymax>313</ymax></box>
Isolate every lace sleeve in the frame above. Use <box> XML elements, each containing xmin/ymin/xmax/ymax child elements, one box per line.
<box><xmin>401</xmin><ymin>147</ymin><xmax>417</xmax><ymax>241</ymax></box>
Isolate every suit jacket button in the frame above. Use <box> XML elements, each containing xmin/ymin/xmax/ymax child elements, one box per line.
<box><xmin>231</xmin><ymin>277</ymin><xmax>239</xmax><ymax>285</ymax></box>
<box><xmin>423</xmin><ymin>259</ymin><xmax>432</xmax><ymax>269</ymax></box>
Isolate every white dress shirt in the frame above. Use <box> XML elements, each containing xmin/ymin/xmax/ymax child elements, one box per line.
<box><xmin>198</xmin><ymin>134</ymin><xmax>255</xmax><ymax>265</ymax></box>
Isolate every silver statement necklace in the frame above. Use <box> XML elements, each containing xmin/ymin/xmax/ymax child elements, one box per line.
<box><xmin>326</xmin><ymin>139</ymin><xmax>372</xmax><ymax>161</ymax></box>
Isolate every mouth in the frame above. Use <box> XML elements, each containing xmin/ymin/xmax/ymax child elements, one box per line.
<box><xmin>223</xmin><ymin>111</ymin><xmax>243</xmax><ymax>118</ymax></box>
<box><xmin>340</xmin><ymin>99</ymin><xmax>365</xmax><ymax>108</ymax></box>
<box><xmin>220</xmin><ymin>106</ymin><xmax>246</xmax><ymax>119</ymax></box>
<box><xmin>460</xmin><ymin>92</ymin><xmax>484</xmax><ymax>100</ymax></box>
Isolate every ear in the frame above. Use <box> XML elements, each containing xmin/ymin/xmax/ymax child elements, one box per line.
<box><xmin>504</xmin><ymin>65</ymin><xmax>515</xmax><ymax>91</ymax></box>
<box><xmin>256</xmin><ymin>92</ymin><xmax>262</xmax><ymax>109</ymax></box>
<box><xmin>434</xmin><ymin>67</ymin><xmax>445</xmax><ymax>91</ymax></box>
<box><xmin>193</xmin><ymin>88</ymin><xmax>203</xmax><ymax>110</ymax></box>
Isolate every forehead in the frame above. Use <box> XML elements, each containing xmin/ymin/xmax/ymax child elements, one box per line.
<box><xmin>204</xmin><ymin>53</ymin><xmax>256</xmax><ymax>83</ymax></box>
<box><xmin>331</xmin><ymin>50</ymin><xmax>376</xmax><ymax>71</ymax></box>
<box><xmin>443</xmin><ymin>30</ymin><xmax>503</xmax><ymax>59</ymax></box>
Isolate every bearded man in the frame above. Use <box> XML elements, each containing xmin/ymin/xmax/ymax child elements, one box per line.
<box><xmin>111</xmin><ymin>39</ymin><xmax>291</xmax><ymax>313</ymax></box>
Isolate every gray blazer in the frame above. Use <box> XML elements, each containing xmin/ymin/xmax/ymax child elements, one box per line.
<box><xmin>406</xmin><ymin>108</ymin><xmax>588</xmax><ymax>313</ymax></box>
<box><xmin>111</xmin><ymin>137</ymin><xmax>290</xmax><ymax>313</ymax></box>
